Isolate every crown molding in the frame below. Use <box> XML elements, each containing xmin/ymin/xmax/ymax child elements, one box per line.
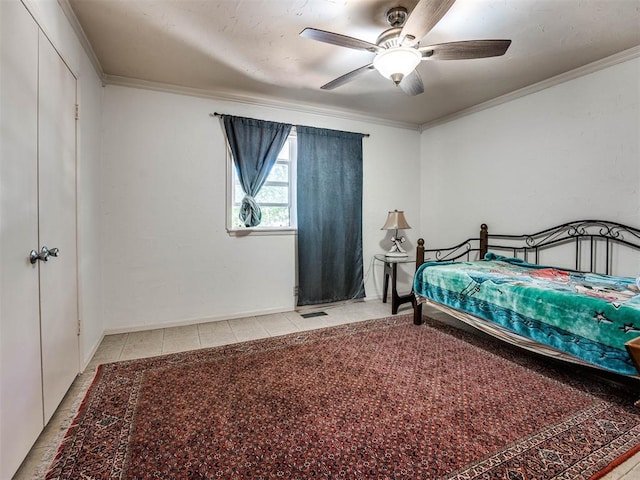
<box><xmin>57</xmin><ymin>0</ymin><xmax>105</xmax><ymax>84</ymax></box>
<box><xmin>43</xmin><ymin>1</ymin><xmax>416</xmax><ymax>131</ymax></box>
<box><xmin>420</xmin><ymin>45</ymin><xmax>640</xmax><ymax>131</ymax></box>
<box><xmin>103</xmin><ymin>74</ymin><xmax>420</xmax><ymax>131</ymax></box>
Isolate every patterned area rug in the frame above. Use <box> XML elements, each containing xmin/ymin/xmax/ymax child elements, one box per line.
<box><xmin>46</xmin><ymin>315</ymin><xmax>640</xmax><ymax>479</ymax></box>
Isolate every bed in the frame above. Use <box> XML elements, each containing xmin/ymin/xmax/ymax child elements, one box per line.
<box><xmin>412</xmin><ymin>220</ymin><xmax>640</xmax><ymax>380</ymax></box>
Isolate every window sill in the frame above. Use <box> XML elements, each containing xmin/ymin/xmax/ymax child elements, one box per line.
<box><xmin>226</xmin><ymin>227</ymin><xmax>297</xmax><ymax>237</ymax></box>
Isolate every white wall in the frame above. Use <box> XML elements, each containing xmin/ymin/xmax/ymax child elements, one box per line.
<box><xmin>23</xmin><ymin>0</ymin><xmax>104</xmax><ymax>367</ymax></box>
<box><xmin>101</xmin><ymin>86</ymin><xmax>421</xmax><ymax>332</ymax></box>
<box><xmin>420</xmin><ymin>56</ymin><xmax>640</xmax><ymax>253</ymax></box>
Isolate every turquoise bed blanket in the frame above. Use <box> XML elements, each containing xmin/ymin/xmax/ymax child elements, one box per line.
<box><xmin>414</xmin><ymin>254</ymin><xmax>640</xmax><ymax>375</ymax></box>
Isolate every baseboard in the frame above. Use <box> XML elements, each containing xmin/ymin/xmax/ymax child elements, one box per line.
<box><xmin>103</xmin><ymin>305</ymin><xmax>296</xmax><ymax>335</ymax></box>
<box><xmin>294</xmin><ymin>296</ymin><xmax>383</xmax><ymax>314</ymax></box>
<box><xmin>81</xmin><ymin>332</ymin><xmax>105</xmax><ymax>372</ymax></box>
<box><xmin>103</xmin><ymin>297</ymin><xmax>385</xmax><ymax>336</ymax></box>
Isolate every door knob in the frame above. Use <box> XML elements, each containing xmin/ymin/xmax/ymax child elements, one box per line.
<box><xmin>29</xmin><ymin>246</ymin><xmax>60</xmax><ymax>264</ymax></box>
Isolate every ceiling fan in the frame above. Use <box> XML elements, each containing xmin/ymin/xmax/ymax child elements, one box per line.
<box><xmin>300</xmin><ymin>0</ymin><xmax>511</xmax><ymax>96</ymax></box>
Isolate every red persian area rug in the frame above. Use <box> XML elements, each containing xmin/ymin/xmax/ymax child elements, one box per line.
<box><xmin>46</xmin><ymin>315</ymin><xmax>640</xmax><ymax>480</ymax></box>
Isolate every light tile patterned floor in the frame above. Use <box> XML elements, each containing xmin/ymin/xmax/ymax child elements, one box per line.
<box><xmin>13</xmin><ymin>302</ymin><xmax>640</xmax><ymax>479</ymax></box>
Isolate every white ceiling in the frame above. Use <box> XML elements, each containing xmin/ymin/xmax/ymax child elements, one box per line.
<box><xmin>67</xmin><ymin>0</ymin><xmax>640</xmax><ymax>127</ymax></box>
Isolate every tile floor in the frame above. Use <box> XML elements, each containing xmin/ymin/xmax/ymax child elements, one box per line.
<box><xmin>13</xmin><ymin>301</ymin><xmax>640</xmax><ymax>479</ymax></box>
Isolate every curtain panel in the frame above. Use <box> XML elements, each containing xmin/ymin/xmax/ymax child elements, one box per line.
<box><xmin>296</xmin><ymin>126</ymin><xmax>365</xmax><ymax>306</ymax></box>
<box><xmin>222</xmin><ymin>115</ymin><xmax>292</xmax><ymax>227</ymax></box>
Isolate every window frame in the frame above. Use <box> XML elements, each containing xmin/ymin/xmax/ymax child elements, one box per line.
<box><xmin>226</xmin><ymin>131</ymin><xmax>297</xmax><ymax>236</ymax></box>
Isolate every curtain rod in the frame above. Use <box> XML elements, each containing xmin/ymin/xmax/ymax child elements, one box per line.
<box><xmin>210</xmin><ymin>112</ymin><xmax>370</xmax><ymax>138</ymax></box>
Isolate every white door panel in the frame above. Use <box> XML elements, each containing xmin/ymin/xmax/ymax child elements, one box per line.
<box><xmin>38</xmin><ymin>32</ymin><xmax>79</xmax><ymax>423</ymax></box>
<box><xmin>0</xmin><ymin>2</ymin><xmax>43</xmax><ymax>478</ymax></box>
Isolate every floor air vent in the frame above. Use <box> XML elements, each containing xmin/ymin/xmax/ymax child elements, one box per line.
<box><xmin>300</xmin><ymin>311</ymin><xmax>328</xmax><ymax>319</ymax></box>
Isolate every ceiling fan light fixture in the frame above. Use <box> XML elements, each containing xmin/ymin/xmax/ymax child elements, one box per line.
<box><xmin>373</xmin><ymin>47</ymin><xmax>422</xmax><ymax>84</ymax></box>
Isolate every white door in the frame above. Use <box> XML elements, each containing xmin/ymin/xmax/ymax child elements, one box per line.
<box><xmin>0</xmin><ymin>2</ymin><xmax>43</xmax><ymax>478</ymax></box>
<box><xmin>38</xmin><ymin>31</ymin><xmax>80</xmax><ymax>423</ymax></box>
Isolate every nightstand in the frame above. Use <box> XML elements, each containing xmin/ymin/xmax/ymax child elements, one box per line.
<box><xmin>374</xmin><ymin>254</ymin><xmax>415</xmax><ymax>314</ymax></box>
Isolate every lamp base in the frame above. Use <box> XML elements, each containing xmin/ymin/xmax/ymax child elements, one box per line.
<box><xmin>385</xmin><ymin>234</ymin><xmax>408</xmax><ymax>258</ymax></box>
<box><xmin>385</xmin><ymin>251</ymin><xmax>408</xmax><ymax>257</ymax></box>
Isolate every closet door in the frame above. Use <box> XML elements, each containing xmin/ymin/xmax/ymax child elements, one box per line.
<box><xmin>38</xmin><ymin>32</ymin><xmax>80</xmax><ymax>423</ymax></box>
<box><xmin>0</xmin><ymin>2</ymin><xmax>42</xmax><ymax>478</ymax></box>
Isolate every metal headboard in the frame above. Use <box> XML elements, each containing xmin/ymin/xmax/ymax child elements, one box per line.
<box><xmin>417</xmin><ymin>231</ymin><xmax>483</xmax><ymax>263</ymax></box>
<box><xmin>417</xmin><ymin>220</ymin><xmax>640</xmax><ymax>275</ymax></box>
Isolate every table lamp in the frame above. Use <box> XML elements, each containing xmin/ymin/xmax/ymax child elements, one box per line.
<box><xmin>381</xmin><ymin>210</ymin><xmax>411</xmax><ymax>257</ymax></box>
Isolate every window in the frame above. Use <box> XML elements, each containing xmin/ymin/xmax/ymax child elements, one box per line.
<box><xmin>228</xmin><ymin>132</ymin><xmax>297</xmax><ymax>232</ymax></box>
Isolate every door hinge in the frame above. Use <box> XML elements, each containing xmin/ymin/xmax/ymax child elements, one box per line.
<box><xmin>75</xmin><ymin>104</ymin><xmax>79</xmax><ymax>120</ymax></box>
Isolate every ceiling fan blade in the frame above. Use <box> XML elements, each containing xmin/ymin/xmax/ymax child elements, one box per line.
<box><xmin>320</xmin><ymin>64</ymin><xmax>375</xmax><ymax>90</ymax></box>
<box><xmin>400</xmin><ymin>0</ymin><xmax>457</xmax><ymax>45</ymax></box>
<box><xmin>420</xmin><ymin>40</ymin><xmax>512</xmax><ymax>60</ymax></box>
<box><xmin>300</xmin><ymin>28</ymin><xmax>381</xmax><ymax>53</ymax></box>
<box><xmin>399</xmin><ymin>70</ymin><xmax>424</xmax><ymax>96</ymax></box>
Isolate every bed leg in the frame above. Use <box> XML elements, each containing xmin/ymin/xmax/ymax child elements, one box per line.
<box><xmin>414</xmin><ymin>239</ymin><xmax>425</xmax><ymax>325</ymax></box>
<box><xmin>413</xmin><ymin>301</ymin><xmax>423</xmax><ymax>325</ymax></box>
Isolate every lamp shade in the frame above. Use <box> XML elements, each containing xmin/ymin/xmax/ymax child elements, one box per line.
<box><xmin>373</xmin><ymin>47</ymin><xmax>422</xmax><ymax>84</ymax></box>
<box><xmin>381</xmin><ymin>210</ymin><xmax>411</xmax><ymax>230</ymax></box>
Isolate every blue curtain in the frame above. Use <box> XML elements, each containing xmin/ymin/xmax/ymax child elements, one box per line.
<box><xmin>296</xmin><ymin>126</ymin><xmax>365</xmax><ymax>306</ymax></box>
<box><xmin>222</xmin><ymin>115</ymin><xmax>292</xmax><ymax>227</ymax></box>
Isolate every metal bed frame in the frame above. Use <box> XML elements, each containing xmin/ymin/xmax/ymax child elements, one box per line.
<box><xmin>413</xmin><ymin>220</ymin><xmax>640</xmax><ymax>378</ymax></box>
